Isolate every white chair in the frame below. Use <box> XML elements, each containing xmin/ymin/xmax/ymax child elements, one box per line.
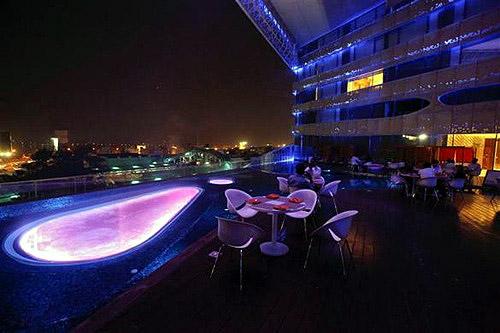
<box><xmin>209</xmin><ymin>217</ymin><xmax>263</xmax><ymax>291</ymax></box>
<box><xmin>313</xmin><ymin>176</ymin><xmax>325</xmax><ymax>190</ymax></box>
<box><xmin>285</xmin><ymin>189</ymin><xmax>317</xmax><ymax>240</ymax></box>
<box><xmin>304</xmin><ymin>210</ymin><xmax>359</xmax><ymax>276</ymax></box>
<box><xmin>320</xmin><ymin>180</ymin><xmax>341</xmax><ymax>214</ymax></box>
<box><xmin>388</xmin><ymin>162</ymin><xmax>400</xmax><ymax>172</ymax></box>
<box><xmin>224</xmin><ymin>189</ymin><xmax>259</xmax><ymax>220</ymax></box>
<box><xmin>389</xmin><ymin>174</ymin><xmax>408</xmax><ymax>197</ymax></box>
<box><xmin>417</xmin><ymin>177</ymin><xmax>439</xmax><ymax>202</ymax></box>
<box><xmin>277</xmin><ymin>177</ymin><xmax>289</xmax><ymax>194</ymax></box>
<box><xmin>448</xmin><ymin>178</ymin><xmax>465</xmax><ymax>201</ymax></box>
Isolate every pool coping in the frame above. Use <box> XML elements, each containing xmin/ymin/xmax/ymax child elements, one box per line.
<box><xmin>72</xmin><ymin>229</ymin><xmax>217</xmax><ymax>332</ymax></box>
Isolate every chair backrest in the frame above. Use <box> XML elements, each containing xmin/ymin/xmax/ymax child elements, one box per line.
<box><xmin>312</xmin><ymin>210</ymin><xmax>358</xmax><ymax>240</ymax></box>
<box><xmin>449</xmin><ymin>178</ymin><xmax>465</xmax><ymax>189</ymax></box>
<box><xmin>388</xmin><ymin>162</ymin><xmax>400</xmax><ymax>170</ymax></box>
<box><xmin>277</xmin><ymin>177</ymin><xmax>289</xmax><ymax>193</ymax></box>
<box><xmin>216</xmin><ymin>217</ymin><xmax>263</xmax><ymax>248</ymax></box>
<box><xmin>390</xmin><ymin>175</ymin><xmax>406</xmax><ymax>185</ymax></box>
<box><xmin>225</xmin><ymin>189</ymin><xmax>251</xmax><ymax>213</ymax></box>
<box><xmin>287</xmin><ymin>189</ymin><xmax>317</xmax><ymax>211</ymax></box>
<box><xmin>321</xmin><ymin>180</ymin><xmax>341</xmax><ymax>197</ymax></box>
<box><xmin>417</xmin><ymin>177</ymin><xmax>437</xmax><ymax>188</ymax></box>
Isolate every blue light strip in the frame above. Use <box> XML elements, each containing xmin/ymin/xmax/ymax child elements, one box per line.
<box><xmin>235</xmin><ymin>0</ymin><xmax>297</xmax><ymax>68</ymax></box>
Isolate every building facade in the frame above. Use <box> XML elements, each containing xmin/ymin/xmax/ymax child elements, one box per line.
<box><xmin>237</xmin><ymin>0</ymin><xmax>500</xmax><ymax>168</ymax></box>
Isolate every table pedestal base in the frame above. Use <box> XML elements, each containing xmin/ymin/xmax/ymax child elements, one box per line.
<box><xmin>260</xmin><ymin>242</ymin><xmax>289</xmax><ymax>256</ymax></box>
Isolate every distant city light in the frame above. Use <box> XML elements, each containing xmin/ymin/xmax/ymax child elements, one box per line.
<box><xmin>154</xmin><ymin>177</ymin><xmax>162</xmax><ymax>181</ymax></box>
<box><xmin>239</xmin><ymin>141</ymin><xmax>248</xmax><ymax>150</ymax></box>
<box><xmin>131</xmin><ymin>180</ymin><xmax>140</xmax><ymax>185</ymax></box>
<box><xmin>418</xmin><ymin>133</ymin><xmax>429</xmax><ymax>141</ymax></box>
<box><xmin>132</xmin><ymin>165</ymin><xmax>140</xmax><ymax>169</ymax></box>
<box><xmin>111</xmin><ymin>166</ymin><xmax>120</xmax><ymax>170</ymax></box>
<box><xmin>50</xmin><ymin>137</ymin><xmax>59</xmax><ymax>151</ymax></box>
<box><xmin>0</xmin><ymin>151</ymin><xmax>13</xmax><ymax>158</ymax></box>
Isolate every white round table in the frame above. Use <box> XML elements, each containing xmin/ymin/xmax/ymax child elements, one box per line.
<box><xmin>247</xmin><ymin>195</ymin><xmax>305</xmax><ymax>256</ymax></box>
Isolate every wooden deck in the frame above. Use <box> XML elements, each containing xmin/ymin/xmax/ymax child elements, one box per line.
<box><xmin>79</xmin><ymin>172</ymin><xmax>500</xmax><ymax>332</ymax></box>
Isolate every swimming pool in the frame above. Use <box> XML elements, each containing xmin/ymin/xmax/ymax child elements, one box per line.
<box><xmin>5</xmin><ymin>187</ymin><xmax>201</xmax><ymax>265</ymax></box>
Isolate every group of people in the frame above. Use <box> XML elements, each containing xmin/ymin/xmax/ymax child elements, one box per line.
<box><xmin>418</xmin><ymin>158</ymin><xmax>481</xmax><ymax>184</ymax></box>
<box><xmin>287</xmin><ymin>160</ymin><xmax>324</xmax><ymax>192</ymax></box>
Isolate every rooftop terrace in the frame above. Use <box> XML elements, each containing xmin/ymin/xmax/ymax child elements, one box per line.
<box><xmin>65</xmin><ymin>168</ymin><xmax>500</xmax><ymax>332</ymax></box>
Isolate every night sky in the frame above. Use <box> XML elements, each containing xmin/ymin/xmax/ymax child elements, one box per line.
<box><xmin>1</xmin><ymin>0</ymin><xmax>294</xmax><ymax>146</ymax></box>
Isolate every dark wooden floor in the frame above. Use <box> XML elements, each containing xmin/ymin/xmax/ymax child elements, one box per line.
<box><xmin>91</xmin><ymin>178</ymin><xmax>500</xmax><ymax>332</ymax></box>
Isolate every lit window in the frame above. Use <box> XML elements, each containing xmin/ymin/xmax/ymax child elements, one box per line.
<box><xmin>347</xmin><ymin>71</ymin><xmax>384</xmax><ymax>92</ymax></box>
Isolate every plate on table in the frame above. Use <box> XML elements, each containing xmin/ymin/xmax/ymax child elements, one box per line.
<box><xmin>273</xmin><ymin>204</ymin><xmax>289</xmax><ymax>211</ymax></box>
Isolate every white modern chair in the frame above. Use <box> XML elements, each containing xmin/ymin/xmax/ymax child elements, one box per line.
<box><xmin>448</xmin><ymin>178</ymin><xmax>465</xmax><ymax>201</ymax></box>
<box><xmin>417</xmin><ymin>177</ymin><xmax>439</xmax><ymax>202</ymax></box>
<box><xmin>319</xmin><ymin>180</ymin><xmax>341</xmax><ymax>213</ymax></box>
<box><xmin>313</xmin><ymin>176</ymin><xmax>325</xmax><ymax>190</ymax></box>
<box><xmin>388</xmin><ymin>162</ymin><xmax>400</xmax><ymax>173</ymax></box>
<box><xmin>277</xmin><ymin>177</ymin><xmax>289</xmax><ymax>194</ymax></box>
<box><xmin>389</xmin><ymin>174</ymin><xmax>408</xmax><ymax>197</ymax></box>
<box><xmin>225</xmin><ymin>189</ymin><xmax>259</xmax><ymax>220</ymax></box>
<box><xmin>285</xmin><ymin>189</ymin><xmax>317</xmax><ymax>240</ymax></box>
<box><xmin>210</xmin><ymin>217</ymin><xmax>263</xmax><ymax>291</ymax></box>
<box><xmin>304</xmin><ymin>210</ymin><xmax>358</xmax><ymax>276</ymax></box>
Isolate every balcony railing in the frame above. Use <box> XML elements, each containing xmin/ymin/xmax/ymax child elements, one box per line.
<box><xmin>294</xmin><ymin>8</ymin><xmax>500</xmax><ymax>92</ymax></box>
<box><xmin>293</xmin><ymin>56</ymin><xmax>499</xmax><ymax>113</ymax></box>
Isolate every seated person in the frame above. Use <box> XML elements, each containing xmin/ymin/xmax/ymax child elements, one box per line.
<box><xmin>431</xmin><ymin>159</ymin><xmax>442</xmax><ymax>174</ymax></box>
<box><xmin>467</xmin><ymin>158</ymin><xmax>481</xmax><ymax>177</ymax></box>
<box><xmin>350</xmin><ymin>155</ymin><xmax>362</xmax><ymax>172</ymax></box>
<box><xmin>418</xmin><ymin>162</ymin><xmax>436</xmax><ymax>179</ymax></box>
<box><xmin>288</xmin><ymin>163</ymin><xmax>313</xmax><ymax>191</ymax></box>
<box><xmin>443</xmin><ymin>159</ymin><xmax>456</xmax><ymax>175</ymax></box>
<box><xmin>305</xmin><ymin>160</ymin><xmax>324</xmax><ymax>190</ymax></box>
<box><xmin>454</xmin><ymin>165</ymin><xmax>467</xmax><ymax>179</ymax></box>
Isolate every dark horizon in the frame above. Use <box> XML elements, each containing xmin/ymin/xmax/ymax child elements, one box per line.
<box><xmin>1</xmin><ymin>0</ymin><xmax>294</xmax><ymax>146</ymax></box>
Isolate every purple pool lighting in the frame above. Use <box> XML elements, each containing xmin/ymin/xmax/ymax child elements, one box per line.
<box><xmin>14</xmin><ymin>187</ymin><xmax>201</xmax><ymax>263</ymax></box>
<box><xmin>208</xmin><ymin>179</ymin><xmax>234</xmax><ymax>185</ymax></box>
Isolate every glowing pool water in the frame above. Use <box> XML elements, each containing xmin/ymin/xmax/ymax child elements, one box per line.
<box><xmin>208</xmin><ymin>179</ymin><xmax>234</xmax><ymax>185</ymax></box>
<box><xmin>13</xmin><ymin>187</ymin><xmax>201</xmax><ymax>264</ymax></box>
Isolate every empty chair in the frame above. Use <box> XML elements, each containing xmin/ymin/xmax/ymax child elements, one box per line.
<box><xmin>320</xmin><ymin>180</ymin><xmax>341</xmax><ymax>214</ymax></box>
<box><xmin>448</xmin><ymin>178</ymin><xmax>465</xmax><ymax>201</ymax></box>
<box><xmin>304</xmin><ymin>210</ymin><xmax>359</xmax><ymax>276</ymax></box>
<box><xmin>285</xmin><ymin>189</ymin><xmax>318</xmax><ymax>240</ymax></box>
<box><xmin>417</xmin><ymin>177</ymin><xmax>439</xmax><ymax>202</ymax></box>
<box><xmin>276</xmin><ymin>177</ymin><xmax>289</xmax><ymax>194</ymax></box>
<box><xmin>225</xmin><ymin>189</ymin><xmax>259</xmax><ymax>220</ymax></box>
<box><xmin>210</xmin><ymin>217</ymin><xmax>263</xmax><ymax>290</ymax></box>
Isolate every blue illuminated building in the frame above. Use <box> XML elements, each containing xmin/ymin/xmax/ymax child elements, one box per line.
<box><xmin>238</xmin><ymin>0</ymin><xmax>500</xmax><ymax>167</ymax></box>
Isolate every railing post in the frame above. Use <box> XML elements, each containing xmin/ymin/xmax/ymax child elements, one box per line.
<box><xmin>34</xmin><ymin>181</ymin><xmax>38</xmax><ymax>198</ymax></box>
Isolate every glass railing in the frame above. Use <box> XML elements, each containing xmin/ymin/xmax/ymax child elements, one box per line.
<box><xmin>0</xmin><ymin>160</ymin><xmax>248</xmax><ymax>205</ymax></box>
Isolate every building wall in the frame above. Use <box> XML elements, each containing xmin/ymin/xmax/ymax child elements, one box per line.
<box><xmin>292</xmin><ymin>0</ymin><xmax>500</xmax><ymax>139</ymax></box>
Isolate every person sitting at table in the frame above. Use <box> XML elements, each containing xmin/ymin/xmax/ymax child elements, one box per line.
<box><xmin>418</xmin><ymin>162</ymin><xmax>435</xmax><ymax>179</ymax></box>
<box><xmin>305</xmin><ymin>159</ymin><xmax>323</xmax><ymax>189</ymax></box>
<box><xmin>431</xmin><ymin>159</ymin><xmax>442</xmax><ymax>174</ymax></box>
<box><xmin>443</xmin><ymin>159</ymin><xmax>456</xmax><ymax>175</ymax></box>
<box><xmin>467</xmin><ymin>158</ymin><xmax>481</xmax><ymax>176</ymax></box>
<box><xmin>288</xmin><ymin>163</ymin><xmax>313</xmax><ymax>192</ymax></box>
<box><xmin>350</xmin><ymin>155</ymin><xmax>362</xmax><ymax>172</ymax></box>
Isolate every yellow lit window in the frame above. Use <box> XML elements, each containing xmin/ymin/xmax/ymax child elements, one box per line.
<box><xmin>347</xmin><ymin>70</ymin><xmax>384</xmax><ymax>92</ymax></box>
